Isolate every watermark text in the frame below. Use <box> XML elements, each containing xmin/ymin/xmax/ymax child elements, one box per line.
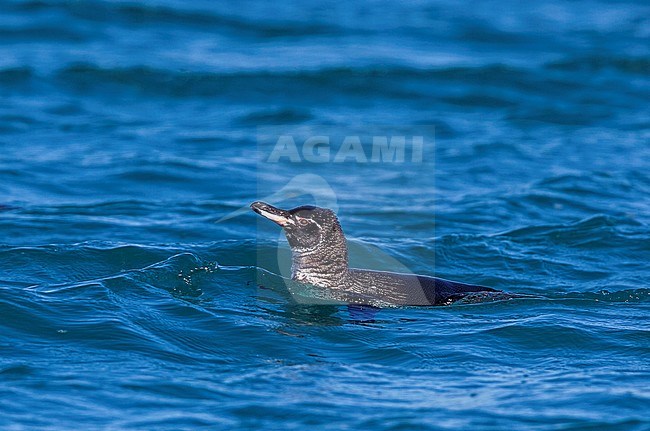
<box><xmin>266</xmin><ymin>135</ymin><xmax>425</xmax><ymax>163</ymax></box>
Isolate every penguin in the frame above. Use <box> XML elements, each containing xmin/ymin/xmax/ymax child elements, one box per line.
<box><xmin>251</xmin><ymin>201</ymin><xmax>499</xmax><ymax>306</ymax></box>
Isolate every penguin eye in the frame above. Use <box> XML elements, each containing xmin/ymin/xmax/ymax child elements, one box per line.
<box><xmin>298</xmin><ymin>218</ymin><xmax>310</xmax><ymax>226</ymax></box>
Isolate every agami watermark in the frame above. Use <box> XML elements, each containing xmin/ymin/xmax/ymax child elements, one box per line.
<box><xmin>267</xmin><ymin>135</ymin><xmax>425</xmax><ymax>163</ymax></box>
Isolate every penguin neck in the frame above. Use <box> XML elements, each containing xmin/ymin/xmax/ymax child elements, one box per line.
<box><xmin>290</xmin><ymin>235</ymin><xmax>349</xmax><ymax>286</ymax></box>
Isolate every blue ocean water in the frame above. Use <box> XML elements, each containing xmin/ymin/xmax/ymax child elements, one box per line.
<box><xmin>1</xmin><ymin>0</ymin><xmax>650</xmax><ymax>429</ymax></box>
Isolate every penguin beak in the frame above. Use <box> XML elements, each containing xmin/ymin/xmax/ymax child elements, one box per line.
<box><xmin>250</xmin><ymin>201</ymin><xmax>292</xmax><ymax>227</ymax></box>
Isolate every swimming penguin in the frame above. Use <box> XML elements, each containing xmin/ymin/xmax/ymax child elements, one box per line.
<box><xmin>251</xmin><ymin>201</ymin><xmax>499</xmax><ymax>306</ymax></box>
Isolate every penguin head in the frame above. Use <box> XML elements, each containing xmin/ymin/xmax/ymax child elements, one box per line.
<box><xmin>250</xmin><ymin>201</ymin><xmax>344</xmax><ymax>252</ymax></box>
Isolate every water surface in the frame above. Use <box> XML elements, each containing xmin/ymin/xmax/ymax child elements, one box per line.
<box><xmin>1</xmin><ymin>0</ymin><xmax>649</xmax><ymax>429</ymax></box>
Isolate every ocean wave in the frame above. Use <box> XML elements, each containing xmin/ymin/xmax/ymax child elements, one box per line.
<box><xmin>0</xmin><ymin>66</ymin><xmax>33</xmax><ymax>84</ymax></box>
<box><xmin>0</xmin><ymin>60</ymin><xmax>642</xmax><ymax>113</ymax></box>
<box><xmin>44</xmin><ymin>62</ymin><xmax>550</xmax><ymax>101</ymax></box>
<box><xmin>561</xmin><ymin>288</ymin><xmax>650</xmax><ymax>304</ymax></box>
<box><xmin>0</xmin><ymin>25</ymin><xmax>87</xmax><ymax>42</ymax></box>
<box><xmin>496</xmin><ymin>214</ymin><xmax>646</xmax><ymax>247</ymax></box>
<box><xmin>9</xmin><ymin>0</ymin><xmax>342</xmax><ymax>38</ymax></box>
<box><xmin>4</xmin><ymin>241</ymin><xmax>647</xmax><ymax>312</ymax></box>
<box><xmin>236</xmin><ymin>108</ymin><xmax>314</xmax><ymax>126</ymax></box>
<box><xmin>547</xmin><ymin>55</ymin><xmax>650</xmax><ymax>76</ymax></box>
